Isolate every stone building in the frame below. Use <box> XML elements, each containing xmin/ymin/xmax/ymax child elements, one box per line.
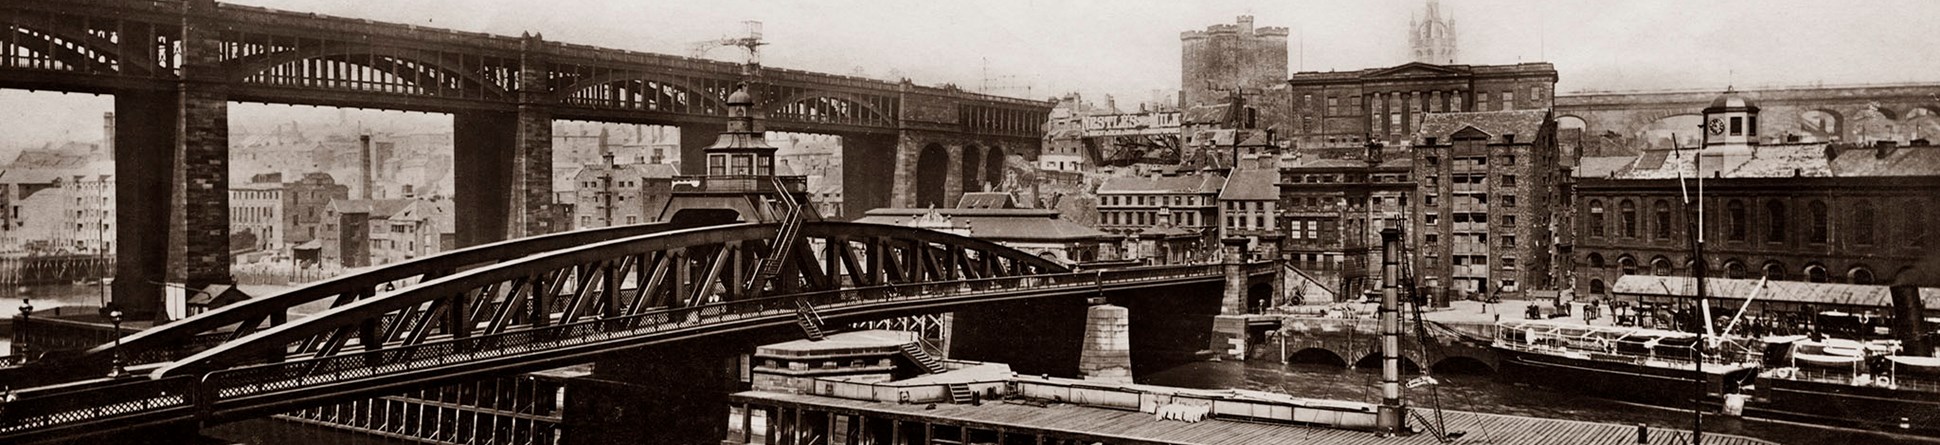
<box><xmin>569</xmin><ymin>156</ymin><xmax>678</xmax><ymax>229</ymax></box>
<box><xmin>1180</xmin><ymin>16</ymin><xmax>1288</xmax><ymax>109</ymax></box>
<box><xmin>1411</xmin><ymin>110</ymin><xmax>1564</xmax><ymax>303</ymax></box>
<box><xmin>1287</xmin><ymin>62</ymin><xmax>1557</xmax><ymax>151</ymax></box>
<box><xmin>1277</xmin><ymin>155</ymin><xmax>1413</xmax><ymax>301</ymax></box>
<box><xmin>1095</xmin><ymin>173</ymin><xmax>1225</xmax><ymax>239</ymax></box>
<box><xmin>1409</xmin><ymin>0</ymin><xmax>1458</xmax><ymax>64</ymax></box>
<box><xmin>230</xmin><ymin>180</ymin><xmax>284</xmax><ymax>253</ymax></box>
<box><xmin>320</xmin><ymin>198</ymin><xmax>455</xmax><ymax>267</ymax></box>
<box><xmin>1216</xmin><ymin>167</ymin><xmax>1279</xmax><ymax>251</ymax></box>
<box><xmin>1571</xmin><ymin>90</ymin><xmax>1940</xmax><ymax>298</ymax></box>
<box><xmin>283</xmin><ymin>172</ymin><xmax>350</xmax><ymax>246</ymax></box>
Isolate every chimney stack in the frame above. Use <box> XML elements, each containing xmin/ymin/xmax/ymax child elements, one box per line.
<box><xmin>359</xmin><ymin>134</ymin><xmax>374</xmax><ymax>200</ymax></box>
<box><xmin>102</xmin><ymin>112</ymin><xmax>115</xmax><ymax>160</ymax></box>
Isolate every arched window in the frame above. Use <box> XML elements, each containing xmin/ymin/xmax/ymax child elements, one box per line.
<box><xmin>1724</xmin><ymin>260</ymin><xmax>1748</xmax><ymax>279</ymax></box>
<box><xmin>1618</xmin><ymin>255</ymin><xmax>1638</xmax><ymax>275</ymax></box>
<box><xmin>1620</xmin><ymin>200</ymin><xmax>1638</xmax><ymax>238</ymax></box>
<box><xmin>1589</xmin><ymin>200</ymin><xmax>1606</xmax><ymax>238</ymax></box>
<box><xmin>1808</xmin><ymin>201</ymin><xmax>1828</xmax><ymax>244</ymax></box>
<box><xmin>1853</xmin><ymin>200</ymin><xmax>1875</xmax><ymax>245</ymax></box>
<box><xmin>1589</xmin><ymin>279</ymin><xmax>1606</xmax><ymax>296</ymax></box>
<box><xmin>1805</xmin><ymin>264</ymin><xmax>1828</xmax><ymax>283</ymax></box>
<box><xmin>1654</xmin><ymin>200</ymin><xmax>1673</xmax><ymax>240</ymax></box>
<box><xmin>1651</xmin><ymin>256</ymin><xmax>1673</xmax><ymax>276</ymax></box>
<box><xmin>1587</xmin><ymin>252</ymin><xmax>1605</xmax><ymax>268</ymax></box>
<box><xmin>1763</xmin><ymin>262</ymin><xmax>1787</xmax><ymax>281</ymax></box>
<box><xmin>1766</xmin><ymin>201</ymin><xmax>1786</xmax><ymax>242</ymax></box>
<box><xmin>1726</xmin><ymin>200</ymin><xmax>1747</xmax><ymax>241</ymax></box>
<box><xmin>1850</xmin><ymin>267</ymin><xmax>1875</xmax><ymax>285</ymax></box>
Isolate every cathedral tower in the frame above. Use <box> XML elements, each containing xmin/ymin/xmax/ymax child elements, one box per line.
<box><xmin>1409</xmin><ymin>0</ymin><xmax>1457</xmax><ymax>64</ymax></box>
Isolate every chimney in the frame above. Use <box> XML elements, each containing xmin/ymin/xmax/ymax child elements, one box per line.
<box><xmin>1891</xmin><ymin>285</ymin><xmax>1930</xmax><ymax>357</ymax></box>
<box><xmin>359</xmin><ymin>134</ymin><xmax>374</xmax><ymax>200</ymax></box>
<box><xmin>102</xmin><ymin>112</ymin><xmax>115</xmax><ymax>160</ymax></box>
<box><xmin>1877</xmin><ymin>140</ymin><xmax>1899</xmax><ymax>159</ymax></box>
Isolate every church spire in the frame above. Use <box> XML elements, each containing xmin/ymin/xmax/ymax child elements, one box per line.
<box><xmin>1410</xmin><ymin>0</ymin><xmax>1458</xmax><ymax>64</ymax></box>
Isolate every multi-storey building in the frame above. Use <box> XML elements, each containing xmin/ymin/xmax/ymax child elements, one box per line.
<box><xmin>569</xmin><ymin>157</ymin><xmax>678</xmax><ymax>229</ymax></box>
<box><xmin>283</xmin><ymin>172</ymin><xmax>349</xmax><ymax>246</ymax></box>
<box><xmin>1571</xmin><ymin>90</ymin><xmax>1940</xmax><ymax>297</ymax></box>
<box><xmin>1217</xmin><ymin>167</ymin><xmax>1278</xmax><ymax>251</ymax></box>
<box><xmin>230</xmin><ymin>180</ymin><xmax>284</xmax><ymax>253</ymax></box>
<box><xmin>1277</xmin><ymin>155</ymin><xmax>1413</xmax><ymax>301</ymax></box>
<box><xmin>1287</xmin><ymin>62</ymin><xmax>1557</xmax><ymax>151</ymax></box>
<box><xmin>1180</xmin><ymin>16</ymin><xmax>1288</xmax><ymax>109</ymax></box>
<box><xmin>1095</xmin><ymin>173</ymin><xmax>1225</xmax><ymax>238</ymax></box>
<box><xmin>320</xmin><ymin>198</ymin><xmax>455</xmax><ymax>267</ymax></box>
<box><xmin>1411</xmin><ymin>110</ymin><xmax>1564</xmax><ymax>303</ymax></box>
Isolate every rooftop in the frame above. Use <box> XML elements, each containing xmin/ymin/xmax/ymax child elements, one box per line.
<box><xmin>1218</xmin><ymin>168</ymin><xmax>1277</xmax><ymax>201</ymax></box>
<box><xmin>1415</xmin><ymin>110</ymin><xmax>1551</xmax><ymax>145</ymax></box>
<box><xmin>1599</xmin><ymin>142</ymin><xmax>1940</xmax><ymax>180</ymax></box>
<box><xmin>1097</xmin><ymin>172</ymin><xmax>1225</xmax><ymax>194</ymax></box>
<box><xmin>856</xmin><ymin>208</ymin><xmax>1114</xmax><ymax>242</ymax></box>
<box><xmin>1610</xmin><ymin>275</ymin><xmax>1940</xmax><ymax>308</ymax></box>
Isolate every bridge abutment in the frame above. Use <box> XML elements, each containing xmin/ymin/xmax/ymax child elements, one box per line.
<box><xmin>565</xmin><ymin>340</ymin><xmax>747</xmax><ymax>445</ymax></box>
<box><xmin>453</xmin><ymin>111</ymin><xmax>518</xmax><ymax>247</ymax></box>
<box><xmin>946</xmin><ymin>297</ymin><xmax>1087</xmax><ymax>377</ymax></box>
<box><xmin>112</xmin><ymin>89</ymin><xmax>177</xmax><ymax>319</ymax></box>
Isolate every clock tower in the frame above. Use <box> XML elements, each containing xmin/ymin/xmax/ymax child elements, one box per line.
<box><xmin>1701</xmin><ymin>88</ymin><xmax>1758</xmax><ymax>148</ymax></box>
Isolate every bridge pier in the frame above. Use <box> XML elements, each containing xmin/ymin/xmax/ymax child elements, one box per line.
<box><xmin>564</xmin><ymin>340</ymin><xmax>748</xmax><ymax>445</ymax></box>
<box><xmin>453</xmin><ymin>111</ymin><xmax>517</xmax><ymax>247</ymax></box>
<box><xmin>946</xmin><ymin>297</ymin><xmax>1088</xmax><ymax>377</ymax></box>
<box><xmin>112</xmin><ymin>90</ymin><xmax>176</xmax><ymax>319</ymax></box>
<box><xmin>839</xmin><ymin>133</ymin><xmax>898</xmax><ymax>218</ymax></box>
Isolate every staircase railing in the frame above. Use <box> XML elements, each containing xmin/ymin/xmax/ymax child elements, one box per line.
<box><xmin>746</xmin><ymin>177</ymin><xmax>805</xmax><ymax>293</ymax></box>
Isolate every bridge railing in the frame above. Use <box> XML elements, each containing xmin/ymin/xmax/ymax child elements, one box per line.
<box><xmin>0</xmin><ymin>261</ymin><xmax>1249</xmax><ymax>439</ymax></box>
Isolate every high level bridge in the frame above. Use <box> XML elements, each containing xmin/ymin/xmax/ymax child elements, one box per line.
<box><xmin>0</xmin><ymin>0</ymin><xmax>1050</xmax><ymax>318</ymax></box>
<box><xmin>0</xmin><ymin>219</ymin><xmax>1274</xmax><ymax>444</ymax></box>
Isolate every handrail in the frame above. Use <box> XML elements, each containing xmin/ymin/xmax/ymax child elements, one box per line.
<box><xmin>0</xmin><ymin>255</ymin><xmax>1262</xmax><ymax>440</ymax></box>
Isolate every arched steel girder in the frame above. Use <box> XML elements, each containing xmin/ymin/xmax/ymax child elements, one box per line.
<box><xmin>155</xmin><ymin>221</ymin><xmax>1065</xmax><ymax>377</ymax></box>
<box><xmin>2</xmin><ymin>26</ymin><xmax>119</xmax><ymax>75</ymax></box>
<box><xmin>761</xmin><ymin>91</ymin><xmax>892</xmax><ymax>124</ymax></box>
<box><xmin>224</xmin><ymin>44</ymin><xmax>512</xmax><ymax>99</ymax></box>
<box><xmin>556</xmin><ymin>71</ymin><xmax>727</xmax><ymax>111</ymax></box>
<box><xmin>0</xmin><ymin>223</ymin><xmax>684</xmax><ymax>384</ymax></box>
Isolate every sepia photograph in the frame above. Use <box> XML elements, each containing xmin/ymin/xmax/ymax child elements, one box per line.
<box><xmin>1</xmin><ymin>0</ymin><xmax>1938</xmax><ymax>444</ymax></box>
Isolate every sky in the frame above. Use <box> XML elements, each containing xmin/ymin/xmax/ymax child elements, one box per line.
<box><xmin>6</xmin><ymin>0</ymin><xmax>1940</xmax><ymax>149</ymax></box>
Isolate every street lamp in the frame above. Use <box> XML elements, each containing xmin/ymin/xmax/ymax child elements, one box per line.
<box><xmin>102</xmin><ymin>304</ymin><xmax>125</xmax><ymax>378</ymax></box>
<box><xmin>16</xmin><ymin>296</ymin><xmax>33</xmax><ymax>359</ymax></box>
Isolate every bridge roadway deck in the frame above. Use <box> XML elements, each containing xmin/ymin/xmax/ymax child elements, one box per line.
<box><xmin>734</xmin><ymin>390</ymin><xmax>1778</xmax><ymax>445</ymax></box>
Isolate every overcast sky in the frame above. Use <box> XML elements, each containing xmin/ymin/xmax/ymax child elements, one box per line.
<box><xmin>6</xmin><ymin>0</ymin><xmax>1940</xmax><ymax>148</ymax></box>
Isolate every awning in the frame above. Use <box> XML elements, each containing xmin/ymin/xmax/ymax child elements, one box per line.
<box><xmin>1794</xmin><ymin>353</ymin><xmax>1863</xmax><ymax>366</ymax></box>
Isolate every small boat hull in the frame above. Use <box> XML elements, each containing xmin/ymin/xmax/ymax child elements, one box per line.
<box><xmin>1496</xmin><ymin>347</ymin><xmax>1757</xmax><ymax>406</ymax></box>
<box><xmin>1751</xmin><ymin>376</ymin><xmax>1940</xmax><ymax>436</ymax></box>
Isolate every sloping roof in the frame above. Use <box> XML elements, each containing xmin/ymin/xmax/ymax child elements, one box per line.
<box><xmin>1610</xmin><ymin>275</ymin><xmax>1940</xmax><ymax>308</ymax></box>
<box><xmin>1218</xmin><ymin>168</ymin><xmax>1278</xmax><ymax>201</ymax></box>
<box><xmin>1414</xmin><ymin>110</ymin><xmax>1550</xmax><ymax>143</ymax></box>
<box><xmin>1597</xmin><ymin>143</ymin><xmax>1940</xmax><ymax>181</ymax></box>
<box><xmin>1828</xmin><ymin>144</ymin><xmax>1940</xmax><ymax>177</ymax></box>
<box><xmin>1182</xmin><ymin>103</ymin><xmax>1234</xmax><ymax>125</ymax></box>
<box><xmin>1097</xmin><ymin>173</ymin><xmax>1225</xmax><ymax>194</ymax></box>
<box><xmin>956</xmin><ymin>192</ymin><xmax>1018</xmax><ymax>209</ymax></box>
<box><xmin>1574</xmin><ymin>156</ymin><xmax>1637</xmax><ymax>178</ymax></box>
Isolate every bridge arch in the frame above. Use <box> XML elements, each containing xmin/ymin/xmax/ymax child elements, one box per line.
<box><xmin>916</xmin><ymin>144</ymin><xmax>949</xmax><ymax>207</ymax></box>
<box><xmin>1</xmin><ymin>24</ymin><xmax>122</xmax><ymax>75</ymax></box>
<box><xmin>984</xmin><ymin>146</ymin><xmax>1008</xmax><ymax>187</ymax></box>
<box><xmin>762</xmin><ymin>91</ymin><xmax>892</xmax><ymax>125</ymax></box>
<box><xmin>156</xmin><ymin>221</ymin><xmax>1068</xmax><ymax>378</ymax></box>
<box><xmin>960</xmin><ymin>144</ymin><xmax>984</xmax><ymax>194</ymax></box>
<box><xmin>1286</xmin><ymin>347</ymin><xmax>1349</xmax><ymax>367</ymax></box>
<box><xmin>1798</xmin><ymin>109</ymin><xmax>1845</xmax><ymax>142</ymax></box>
<box><xmin>1353</xmin><ymin>352</ymin><xmax>1423</xmax><ymax>374</ymax></box>
<box><xmin>1555</xmin><ymin>115</ymin><xmax>1588</xmax><ymax>130</ymax></box>
<box><xmin>225</xmin><ymin>45</ymin><xmax>512</xmax><ymax>100</ymax></box>
<box><xmin>559</xmin><ymin>74</ymin><xmax>727</xmax><ymax>114</ymax></box>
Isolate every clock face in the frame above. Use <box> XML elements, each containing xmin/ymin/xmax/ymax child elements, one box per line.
<box><xmin>1708</xmin><ymin>118</ymin><xmax>1726</xmax><ymax>135</ymax></box>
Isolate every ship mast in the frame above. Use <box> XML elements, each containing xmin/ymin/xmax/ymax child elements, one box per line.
<box><xmin>1675</xmin><ymin>135</ymin><xmax>1708</xmax><ymax>444</ymax></box>
<box><xmin>1377</xmin><ymin>226</ymin><xmax>1407</xmax><ymax>435</ymax></box>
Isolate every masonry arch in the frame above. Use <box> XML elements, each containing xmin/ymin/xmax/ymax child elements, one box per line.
<box><xmin>1849</xmin><ymin>265</ymin><xmax>1876</xmax><ymax>285</ymax></box>
<box><xmin>1763</xmin><ymin>261</ymin><xmax>1788</xmax><ymax>281</ymax></box>
<box><xmin>959</xmin><ymin>145</ymin><xmax>984</xmax><ymax>195</ymax></box>
<box><xmin>1286</xmin><ymin>347</ymin><xmax>1349</xmax><ymax>367</ymax></box>
<box><xmin>916</xmin><ymin>144</ymin><xmax>950</xmax><ymax>208</ymax></box>
<box><xmin>1804</xmin><ymin>263</ymin><xmax>1829</xmax><ymax>283</ymax></box>
<box><xmin>1640</xmin><ymin>113</ymin><xmax>1702</xmax><ymax>149</ymax></box>
<box><xmin>1650</xmin><ymin>255</ymin><xmax>1674</xmax><ymax>276</ymax></box>
<box><xmin>984</xmin><ymin>146</ymin><xmax>1008</xmax><ymax>188</ymax></box>
<box><xmin>1353</xmin><ymin>353</ymin><xmax>1422</xmax><ymax>374</ymax></box>
<box><xmin>1798</xmin><ymin>109</ymin><xmax>1844</xmax><ymax>142</ymax></box>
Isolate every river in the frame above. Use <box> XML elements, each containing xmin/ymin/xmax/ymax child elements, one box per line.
<box><xmin>1139</xmin><ymin>359</ymin><xmax>1938</xmax><ymax>445</ymax></box>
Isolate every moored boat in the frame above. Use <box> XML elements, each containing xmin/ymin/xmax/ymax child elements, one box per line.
<box><xmin>1493</xmin><ymin>320</ymin><xmax>1761</xmax><ymax>406</ymax></box>
<box><xmin>1750</xmin><ymin>336</ymin><xmax>1940</xmax><ymax>436</ymax></box>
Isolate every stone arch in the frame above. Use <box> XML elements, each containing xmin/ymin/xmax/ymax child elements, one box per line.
<box><xmin>959</xmin><ymin>145</ymin><xmax>984</xmax><ymax>195</ymax></box>
<box><xmin>1555</xmin><ymin>115</ymin><xmax>1588</xmax><ymax>130</ymax></box>
<box><xmin>1723</xmin><ymin>259</ymin><xmax>1748</xmax><ymax>279</ymax></box>
<box><xmin>1589</xmin><ymin>278</ymin><xmax>1606</xmax><ymax>297</ymax></box>
<box><xmin>1430</xmin><ymin>356</ymin><xmax>1495</xmax><ymax>374</ymax></box>
<box><xmin>1640</xmin><ymin>113</ymin><xmax>1703</xmax><ymax>150</ymax></box>
<box><xmin>1797</xmin><ymin>109</ymin><xmax>1844</xmax><ymax>142</ymax></box>
<box><xmin>916</xmin><ymin>144</ymin><xmax>950</xmax><ymax>208</ymax></box>
<box><xmin>1286</xmin><ymin>347</ymin><xmax>1350</xmax><ymax>367</ymax></box>
<box><xmin>1848</xmin><ymin>265</ymin><xmax>1876</xmax><ymax>285</ymax></box>
<box><xmin>984</xmin><ymin>145</ymin><xmax>1008</xmax><ymax>188</ymax></box>
<box><xmin>1617</xmin><ymin>254</ymin><xmax>1638</xmax><ymax>275</ymax></box>
<box><xmin>1905</xmin><ymin>107</ymin><xmax>1940</xmax><ymax>143</ymax></box>
<box><xmin>1586</xmin><ymin>252</ymin><xmax>1605</xmax><ymax>268</ymax></box>
<box><xmin>1763</xmin><ymin>260</ymin><xmax>1788</xmax><ymax>281</ymax></box>
<box><xmin>1851</xmin><ymin>107</ymin><xmax>1899</xmax><ymax>143</ymax></box>
<box><xmin>1804</xmin><ymin>262</ymin><xmax>1829</xmax><ymax>283</ymax></box>
<box><xmin>1353</xmin><ymin>352</ymin><xmax>1423</xmax><ymax>374</ymax></box>
<box><xmin>1650</xmin><ymin>255</ymin><xmax>1674</xmax><ymax>276</ymax></box>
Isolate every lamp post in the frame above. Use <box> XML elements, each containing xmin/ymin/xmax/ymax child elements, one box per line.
<box><xmin>15</xmin><ymin>295</ymin><xmax>33</xmax><ymax>359</ymax></box>
<box><xmin>103</xmin><ymin>304</ymin><xmax>124</xmax><ymax>378</ymax></box>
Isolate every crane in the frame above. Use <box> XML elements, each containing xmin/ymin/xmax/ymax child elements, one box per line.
<box><xmin>687</xmin><ymin>20</ymin><xmax>766</xmax><ymax>67</ymax></box>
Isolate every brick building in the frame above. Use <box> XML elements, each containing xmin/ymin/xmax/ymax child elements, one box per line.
<box><xmin>568</xmin><ymin>156</ymin><xmax>678</xmax><ymax>229</ymax></box>
<box><xmin>1095</xmin><ymin>173</ymin><xmax>1225</xmax><ymax>239</ymax></box>
<box><xmin>1571</xmin><ymin>91</ymin><xmax>1940</xmax><ymax>298</ymax></box>
<box><xmin>283</xmin><ymin>172</ymin><xmax>350</xmax><ymax>245</ymax></box>
<box><xmin>1410</xmin><ymin>110</ymin><xmax>1565</xmax><ymax>303</ymax></box>
<box><xmin>1286</xmin><ymin>62</ymin><xmax>1557</xmax><ymax>151</ymax></box>
<box><xmin>1217</xmin><ymin>167</ymin><xmax>1279</xmax><ymax>251</ymax></box>
<box><xmin>1277</xmin><ymin>155</ymin><xmax>1413</xmax><ymax>300</ymax></box>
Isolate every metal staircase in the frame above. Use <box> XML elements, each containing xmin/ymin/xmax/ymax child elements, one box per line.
<box><xmin>793</xmin><ymin>299</ymin><xmax>826</xmax><ymax>341</ymax></box>
<box><xmin>746</xmin><ymin>176</ymin><xmax>805</xmax><ymax>293</ymax></box>
<box><xmin>947</xmin><ymin>383</ymin><xmax>975</xmax><ymax>404</ymax></box>
<box><xmin>898</xmin><ymin>342</ymin><xmax>947</xmax><ymax>374</ymax></box>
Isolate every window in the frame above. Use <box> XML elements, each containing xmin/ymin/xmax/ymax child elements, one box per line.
<box><xmin>1729</xmin><ymin>117</ymin><xmax>1743</xmax><ymax>136</ymax></box>
<box><xmin>1763</xmin><ymin>262</ymin><xmax>1787</xmax><ymax>280</ymax></box>
<box><xmin>1502</xmin><ymin>235</ymin><xmax>1516</xmax><ymax>248</ymax></box>
<box><xmin>1912</xmin><ymin>199</ymin><xmax>1929</xmax><ymax>247</ymax></box>
<box><xmin>1620</xmin><ymin>200</ymin><xmax>1637</xmax><ymax>238</ymax></box>
<box><xmin>1500</xmin><ymin>91</ymin><xmax>1513</xmax><ymax>110</ymax></box>
<box><xmin>1587</xmin><ymin>252</ymin><xmax>1605</xmax><ymax>268</ymax></box>
<box><xmin>1619</xmin><ymin>256</ymin><xmax>1637</xmax><ymax>275</ymax></box>
<box><xmin>1589</xmin><ymin>200</ymin><xmax>1605</xmax><ymax>238</ymax></box>
<box><xmin>1726</xmin><ymin>200</ymin><xmax>1747</xmax><ymax>241</ymax></box>
<box><xmin>1850</xmin><ymin>267</ymin><xmax>1876</xmax><ymax>285</ymax></box>
<box><xmin>1426</xmin><ymin>234</ymin><xmax>1439</xmax><ymax>245</ymax></box>
<box><xmin>1426</xmin><ymin>156</ymin><xmax>1440</xmax><ymax>167</ymax></box>
<box><xmin>1805</xmin><ymin>264</ymin><xmax>1828</xmax><ymax>283</ymax></box>
<box><xmin>1654</xmin><ymin>200</ymin><xmax>1672</xmax><ymax>240</ymax></box>
<box><xmin>1651</xmin><ymin>257</ymin><xmax>1673</xmax><ymax>276</ymax></box>
<box><xmin>1853</xmin><ymin>200</ymin><xmax>1875</xmax><ymax>245</ymax></box>
<box><xmin>1502</xmin><ymin>175</ymin><xmax>1516</xmax><ymax>186</ymax></box>
<box><xmin>1503</xmin><ymin>257</ymin><xmax>1517</xmax><ymax>269</ymax></box>
<box><xmin>1808</xmin><ymin>201</ymin><xmax>1828</xmax><ymax>244</ymax></box>
<box><xmin>1766</xmin><ymin>201</ymin><xmax>1787</xmax><ymax>242</ymax></box>
<box><xmin>1724</xmin><ymin>261</ymin><xmax>1748</xmax><ymax>279</ymax></box>
<box><xmin>1503</xmin><ymin>195</ymin><xmax>1517</xmax><ymax>207</ymax></box>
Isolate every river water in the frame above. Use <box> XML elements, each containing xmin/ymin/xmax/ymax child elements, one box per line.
<box><xmin>1139</xmin><ymin>359</ymin><xmax>1937</xmax><ymax>445</ymax></box>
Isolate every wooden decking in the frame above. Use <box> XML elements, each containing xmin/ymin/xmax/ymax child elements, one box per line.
<box><xmin>733</xmin><ymin>390</ymin><xmax>1778</xmax><ymax>445</ymax></box>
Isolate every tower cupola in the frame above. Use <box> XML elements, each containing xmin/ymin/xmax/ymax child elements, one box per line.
<box><xmin>704</xmin><ymin>84</ymin><xmax>778</xmax><ymax>176</ymax></box>
<box><xmin>1701</xmin><ymin>87</ymin><xmax>1759</xmax><ymax>148</ymax></box>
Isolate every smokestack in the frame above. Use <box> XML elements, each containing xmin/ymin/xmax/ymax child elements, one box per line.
<box><xmin>102</xmin><ymin>112</ymin><xmax>115</xmax><ymax>160</ymax></box>
<box><xmin>359</xmin><ymin>134</ymin><xmax>374</xmax><ymax>200</ymax></box>
<box><xmin>1891</xmin><ymin>285</ymin><xmax>1930</xmax><ymax>357</ymax></box>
